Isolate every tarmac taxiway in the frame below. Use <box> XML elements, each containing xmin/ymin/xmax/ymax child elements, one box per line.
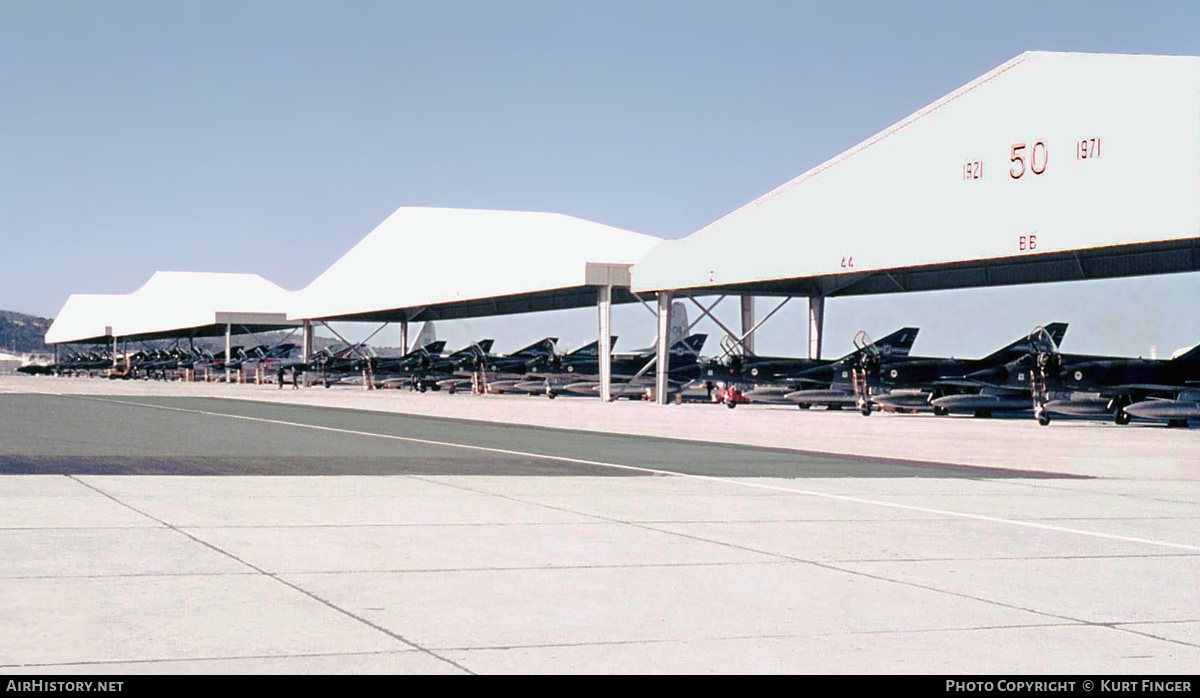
<box><xmin>1</xmin><ymin>375</ymin><xmax>1198</xmax><ymax>674</ymax></box>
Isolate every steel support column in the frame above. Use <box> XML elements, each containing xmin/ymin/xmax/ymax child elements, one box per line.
<box><xmin>225</xmin><ymin>323</ymin><xmax>232</xmax><ymax>383</ymax></box>
<box><xmin>598</xmin><ymin>285</ymin><xmax>613</xmax><ymax>402</ymax></box>
<box><xmin>301</xmin><ymin>320</ymin><xmax>313</xmax><ymax>387</ymax></box>
<box><xmin>400</xmin><ymin>320</ymin><xmax>409</xmax><ymax>355</ymax></box>
<box><xmin>655</xmin><ymin>291</ymin><xmax>673</xmax><ymax>405</ymax></box>
<box><xmin>808</xmin><ymin>296</ymin><xmax>825</xmax><ymax>360</ymax></box>
<box><xmin>740</xmin><ymin>295</ymin><xmax>755</xmax><ymax>356</ymax></box>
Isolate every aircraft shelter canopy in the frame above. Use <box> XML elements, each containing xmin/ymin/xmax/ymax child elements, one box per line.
<box><xmin>287</xmin><ymin>207</ymin><xmax>662</xmax><ymax>323</ymax></box>
<box><xmin>44</xmin><ymin>294</ymin><xmax>132</xmax><ymax>345</ymax></box>
<box><xmin>631</xmin><ymin>51</ymin><xmax>1200</xmax><ymax>297</ymax></box>
<box><xmin>45</xmin><ymin>271</ymin><xmax>298</xmax><ymax>345</ymax></box>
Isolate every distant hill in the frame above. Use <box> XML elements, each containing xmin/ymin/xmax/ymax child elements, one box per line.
<box><xmin>0</xmin><ymin>310</ymin><xmax>52</xmax><ymax>354</ymax></box>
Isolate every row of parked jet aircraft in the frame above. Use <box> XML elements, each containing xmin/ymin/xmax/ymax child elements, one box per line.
<box><xmin>20</xmin><ymin>322</ymin><xmax>1200</xmax><ymax>427</ymax></box>
<box><xmin>23</xmin><ymin>343</ymin><xmax>299</xmax><ymax>379</ymax></box>
<box><xmin>722</xmin><ymin>323</ymin><xmax>1200</xmax><ymax>426</ymax></box>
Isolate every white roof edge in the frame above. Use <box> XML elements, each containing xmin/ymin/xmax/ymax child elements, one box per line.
<box><xmin>677</xmin><ymin>50</ymin><xmax>1199</xmax><ymax>248</ymax></box>
<box><xmin>632</xmin><ymin>50</ymin><xmax>1200</xmax><ymax>294</ymax></box>
<box><xmin>44</xmin><ymin>293</ymin><xmax>124</xmax><ymax>344</ymax></box>
<box><xmin>288</xmin><ymin>207</ymin><xmax>661</xmax><ymax>321</ymax></box>
<box><xmin>47</xmin><ymin>271</ymin><xmax>297</xmax><ymax>343</ymax></box>
<box><xmin>689</xmin><ymin>53</ymin><xmax>1032</xmax><ymax>240</ymax></box>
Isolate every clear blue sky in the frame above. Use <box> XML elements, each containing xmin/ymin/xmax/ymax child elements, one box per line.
<box><xmin>3</xmin><ymin>1</ymin><xmax>1199</xmax><ymax>358</ymax></box>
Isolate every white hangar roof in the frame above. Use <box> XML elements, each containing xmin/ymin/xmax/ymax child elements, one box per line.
<box><xmin>116</xmin><ymin>271</ymin><xmax>298</xmax><ymax>340</ymax></box>
<box><xmin>632</xmin><ymin>51</ymin><xmax>1200</xmax><ymax>297</ymax></box>
<box><xmin>45</xmin><ymin>272</ymin><xmax>298</xmax><ymax>344</ymax></box>
<box><xmin>289</xmin><ymin>207</ymin><xmax>663</xmax><ymax>322</ymax></box>
<box><xmin>44</xmin><ymin>293</ymin><xmax>132</xmax><ymax>345</ymax></box>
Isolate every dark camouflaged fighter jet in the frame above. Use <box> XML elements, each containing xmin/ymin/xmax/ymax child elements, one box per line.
<box><xmin>969</xmin><ymin>329</ymin><xmax>1200</xmax><ymax>427</ymax></box>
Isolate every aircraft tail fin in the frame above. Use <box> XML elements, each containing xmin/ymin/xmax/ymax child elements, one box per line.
<box><xmin>669</xmin><ymin>301</ymin><xmax>688</xmax><ymax>347</ymax></box>
<box><xmin>981</xmin><ymin>322</ymin><xmax>1068</xmax><ymax>362</ymax></box>
<box><xmin>1169</xmin><ymin>343</ymin><xmax>1200</xmax><ymax>363</ymax></box>
<box><xmin>1043</xmin><ymin>322</ymin><xmax>1069</xmax><ymax>349</ymax></box>
<box><xmin>870</xmin><ymin>327</ymin><xmax>920</xmax><ymax>358</ymax></box>
<box><xmin>448</xmin><ymin>339</ymin><xmax>494</xmax><ymax>359</ymax></box>
<box><xmin>271</xmin><ymin>343</ymin><xmax>297</xmax><ymax>358</ymax></box>
<box><xmin>511</xmin><ymin>337</ymin><xmax>558</xmax><ymax>356</ymax></box>
<box><xmin>670</xmin><ymin>333</ymin><xmax>707</xmax><ymax>356</ymax></box>
<box><xmin>568</xmin><ymin>336</ymin><xmax>618</xmax><ymax>358</ymax></box>
<box><xmin>632</xmin><ymin>303</ymin><xmax>690</xmax><ymax>354</ymax></box>
<box><xmin>410</xmin><ymin>322</ymin><xmax>436</xmax><ymax>352</ymax></box>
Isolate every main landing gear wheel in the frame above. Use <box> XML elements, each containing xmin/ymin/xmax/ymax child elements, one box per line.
<box><xmin>933</xmin><ymin>406</ymin><xmax>949</xmax><ymax>417</ymax></box>
<box><xmin>796</xmin><ymin>403</ymin><xmax>811</xmax><ymax>410</ymax></box>
<box><xmin>1115</xmin><ymin>409</ymin><xmax>1131</xmax><ymax>426</ymax></box>
<box><xmin>1037</xmin><ymin>412</ymin><xmax>1052</xmax><ymax>426</ymax></box>
<box><xmin>860</xmin><ymin>404</ymin><xmax>871</xmax><ymax>417</ymax></box>
<box><xmin>726</xmin><ymin>401</ymin><xmax>736</xmax><ymax>409</ymax></box>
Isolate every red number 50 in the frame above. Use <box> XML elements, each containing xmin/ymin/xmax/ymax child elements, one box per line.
<box><xmin>1010</xmin><ymin>141</ymin><xmax>1047</xmax><ymax>179</ymax></box>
